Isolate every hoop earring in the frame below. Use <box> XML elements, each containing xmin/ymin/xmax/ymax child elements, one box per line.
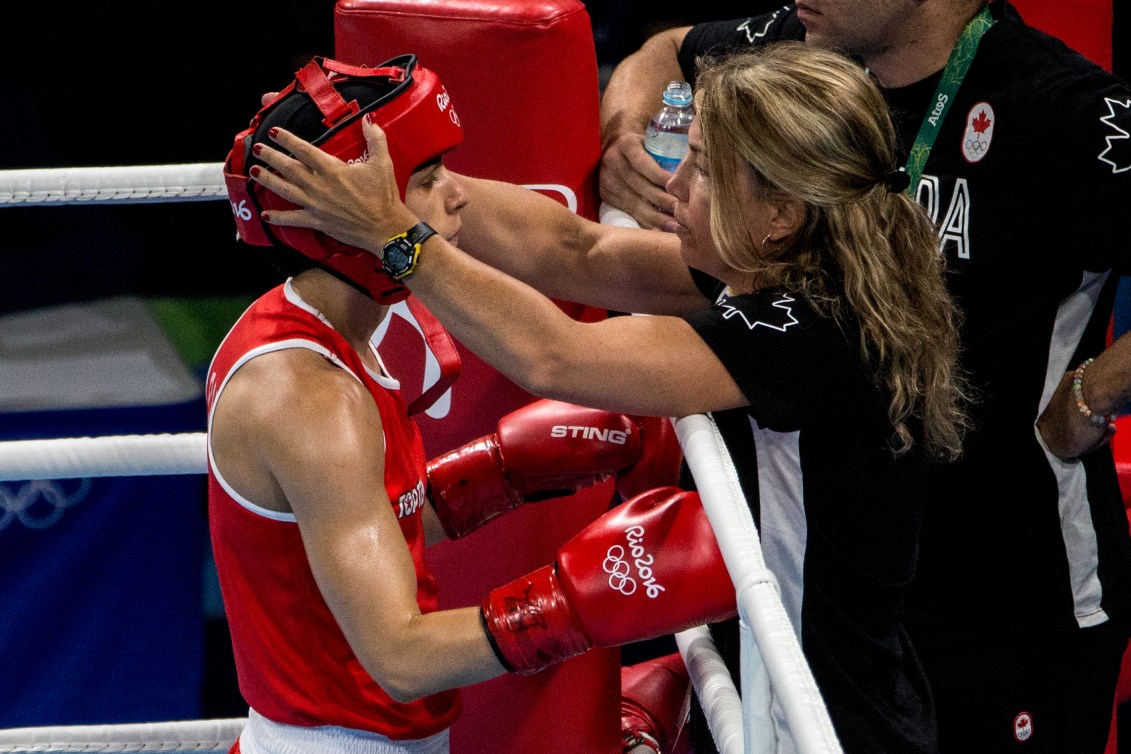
<box><xmin>760</xmin><ymin>233</ymin><xmax>774</xmax><ymax>251</ymax></box>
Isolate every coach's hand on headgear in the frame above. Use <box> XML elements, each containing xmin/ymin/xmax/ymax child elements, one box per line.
<box><xmin>252</xmin><ymin>118</ymin><xmax>419</xmax><ymax>256</ymax></box>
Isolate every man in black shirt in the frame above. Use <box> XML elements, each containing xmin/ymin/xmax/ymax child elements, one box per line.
<box><xmin>601</xmin><ymin>1</ymin><xmax>1131</xmax><ymax>752</ymax></box>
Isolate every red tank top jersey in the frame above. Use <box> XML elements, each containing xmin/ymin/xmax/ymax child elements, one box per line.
<box><xmin>205</xmin><ymin>281</ymin><xmax>460</xmax><ymax>739</ymax></box>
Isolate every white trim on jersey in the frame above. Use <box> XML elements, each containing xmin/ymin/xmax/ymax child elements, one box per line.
<box><xmin>238</xmin><ymin>708</ymin><xmax>449</xmax><ymax>754</ymax></box>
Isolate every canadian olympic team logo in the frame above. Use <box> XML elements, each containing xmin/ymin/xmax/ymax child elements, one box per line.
<box><xmin>0</xmin><ymin>479</ymin><xmax>93</xmax><ymax>532</ymax></box>
<box><xmin>1013</xmin><ymin>711</ymin><xmax>1033</xmax><ymax>742</ymax></box>
<box><xmin>962</xmin><ymin>102</ymin><xmax>995</xmax><ymax>163</ymax></box>
<box><xmin>603</xmin><ymin>526</ymin><xmax>666</xmax><ymax>598</ymax></box>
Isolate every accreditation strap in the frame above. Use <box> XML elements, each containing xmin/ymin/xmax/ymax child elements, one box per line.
<box><xmin>902</xmin><ymin>5</ymin><xmax>996</xmax><ymax>195</ymax></box>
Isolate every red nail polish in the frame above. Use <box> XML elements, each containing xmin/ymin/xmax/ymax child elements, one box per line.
<box><xmin>260</xmin><ymin>211</ymin><xmax>271</xmax><ymax>222</ymax></box>
<box><xmin>268</xmin><ymin>127</ymin><xmax>279</xmax><ymax>139</ymax></box>
<box><xmin>249</xmin><ymin>165</ymin><xmax>261</xmax><ymax>178</ymax></box>
<box><xmin>251</xmin><ymin>143</ymin><xmax>263</xmax><ymax>156</ymax></box>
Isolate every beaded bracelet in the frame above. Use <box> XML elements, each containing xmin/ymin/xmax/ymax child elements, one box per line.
<box><xmin>1072</xmin><ymin>357</ymin><xmax>1116</xmax><ymax>427</ymax></box>
<box><xmin>622</xmin><ymin>731</ymin><xmax>661</xmax><ymax>754</ymax></box>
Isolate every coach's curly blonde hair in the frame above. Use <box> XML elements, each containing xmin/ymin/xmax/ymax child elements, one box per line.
<box><xmin>695</xmin><ymin>42</ymin><xmax>969</xmax><ymax>460</ymax></box>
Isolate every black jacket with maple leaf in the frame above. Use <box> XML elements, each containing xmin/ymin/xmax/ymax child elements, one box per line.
<box><xmin>683</xmin><ymin>281</ymin><xmax>937</xmax><ymax>753</ymax></box>
<box><xmin>681</xmin><ymin>0</ymin><xmax>1131</xmax><ymax>647</ymax></box>
<box><xmin>677</xmin><ymin>1</ymin><xmax>1131</xmax><ymax>750</ymax></box>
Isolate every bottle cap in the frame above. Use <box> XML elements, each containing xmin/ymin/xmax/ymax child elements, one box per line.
<box><xmin>662</xmin><ymin>81</ymin><xmax>693</xmax><ymax>107</ymax></box>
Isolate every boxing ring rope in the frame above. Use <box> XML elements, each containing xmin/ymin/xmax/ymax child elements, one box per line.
<box><xmin>674</xmin><ymin>413</ymin><xmax>841</xmax><ymax>754</ymax></box>
<box><xmin>0</xmin><ymin>164</ymin><xmax>226</xmax><ymax>206</ymax></box>
<box><xmin>0</xmin><ymin>434</ymin><xmax>207</xmax><ymax>480</ymax></box>
<box><xmin>0</xmin><ymin>165</ymin><xmax>840</xmax><ymax>753</ymax></box>
<box><xmin>0</xmin><ymin>719</ymin><xmax>247</xmax><ymax>754</ymax></box>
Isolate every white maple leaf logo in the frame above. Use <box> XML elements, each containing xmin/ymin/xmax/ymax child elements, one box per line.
<box><xmin>737</xmin><ymin>9</ymin><xmax>784</xmax><ymax>43</ymax></box>
<box><xmin>720</xmin><ymin>293</ymin><xmax>799</xmax><ymax>332</ymax></box>
<box><xmin>1098</xmin><ymin>97</ymin><xmax>1131</xmax><ymax>174</ymax></box>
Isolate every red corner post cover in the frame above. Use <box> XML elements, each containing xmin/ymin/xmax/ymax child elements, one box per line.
<box><xmin>334</xmin><ymin>2</ymin><xmax>619</xmax><ymax>753</ymax></box>
<box><xmin>1012</xmin><ymin>0</ymin><xmax>1113</xmax><ymax>71</ymax></box>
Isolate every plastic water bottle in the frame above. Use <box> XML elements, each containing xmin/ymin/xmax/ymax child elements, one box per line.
<box><xmin>644</xmin><ymin>81</ymin><xmax>694</xmax><ymax>172</ymax></box>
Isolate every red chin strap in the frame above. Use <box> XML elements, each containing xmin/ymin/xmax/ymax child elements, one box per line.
<box><xmin>403</xmin><ymin>296</ymin><xmax>462</xmax><ymax>417</ymax></box>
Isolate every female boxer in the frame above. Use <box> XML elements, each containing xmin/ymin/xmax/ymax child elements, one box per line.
<box><xmin>212</xmin><ymin>55</ymin><xmax>733</xmax><ymax>754</ymax></box>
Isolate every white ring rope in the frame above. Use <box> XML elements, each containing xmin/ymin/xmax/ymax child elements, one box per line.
<box><xmin>0</xmin><ymin>718</ymin><xmax>245</xmax><ymax>753</ymax></box>
<box><xmin>0</xmin><ymin>164</ymin><xmax>226</xmax><ymax>206</ymax></box>
<box><xmin>675</xmin><ymin>413</ymin><xmax>842</xmax><ymax>753</ymax></box>
<box><xmin>0</xmin><ymin>433</ymin><xmax>206</xmax><ymax>481</ymax></box>
<box><xmin>675</xmin><ymin>625</ymin><xmax>747</xmax><ymax>754</ymax></box>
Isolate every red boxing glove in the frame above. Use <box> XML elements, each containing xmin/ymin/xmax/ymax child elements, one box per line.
<box><xmin>428</xmin><ymin>398</ymin><xmax>675</xmax><ymax>539</ymax></box>
<box><xmin>616</xmin><ymin>415</ymin><xmax>682</xmax><ymax>502</ymax></box>
<box><xmin>480</xmin><ymin>487</ymin><xmax>736</xmax><ymax>675</ymax></box>
<box><xmin>621</xmin><ymin>653</ymin><xmax>692</xmax><ymax>754</ymax></box>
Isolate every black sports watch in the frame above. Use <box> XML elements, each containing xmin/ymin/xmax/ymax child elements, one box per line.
<box><xmin>381</xmin><ymin>222</ymin><xmax>436</xmax><ymax>280</ymax></box>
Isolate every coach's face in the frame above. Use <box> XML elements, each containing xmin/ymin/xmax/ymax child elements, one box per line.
<box><xmin>666</xmin><ymin>121</ymin><xmax>721</xmax><ymax>278</ymax></box>
<box><xmin>794</xmin><ymin>0</ymin><xmax>915</xmax><ymax>60</ymax></box>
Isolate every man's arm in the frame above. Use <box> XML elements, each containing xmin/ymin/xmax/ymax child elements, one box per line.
<box><xmin>598</xmin><ymin>25</ymin><xmax>692</xmax><ymax>229</ymax></box>
<box><xmin>1037</xmin><ymin>332</ymin><xmax>1131</xmax><ymax>458</ymax></box>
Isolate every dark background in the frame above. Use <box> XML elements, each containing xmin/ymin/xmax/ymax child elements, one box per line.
<box><xmin>0</xmin><ymin>1</ymin><xmax>766</xmax><ymax>316</ymax></box>
<box><xmin>2</xmin><ymin>1</ymin><xmax>1122</xmax><ymax>316</ymax></box>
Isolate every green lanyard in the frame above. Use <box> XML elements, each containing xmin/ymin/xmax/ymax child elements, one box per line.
<box><xmin>902</xmin><ymin>5</ymin><xmax>996</xmax><ymax>195</ymax></box>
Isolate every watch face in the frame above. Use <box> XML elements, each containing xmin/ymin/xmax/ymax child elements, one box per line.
<box><xmin>382</xmin><ymin>223</ymin><xmax>433</xmax><ymax>280</ymax></box>
<box><xmin>382</xmin><ymin>239</ymin><xmax>415</xmax><ymax>279</ymax></box>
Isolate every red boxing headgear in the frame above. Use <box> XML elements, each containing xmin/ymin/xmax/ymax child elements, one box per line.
<box><xmin>224</xmin><ymin>54</ymin><xmax>464</xmax><ymax>303</ymax></box>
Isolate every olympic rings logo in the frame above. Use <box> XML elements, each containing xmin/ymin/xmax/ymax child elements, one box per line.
<box><xmin>604</xmin><ymin>545</ymin><xmax>638</xmax><ymax>595</ymax></box>
<box><xmin>0</xmin><ymin>479</ymin><xmax>93</xmax><ymax>532</ymax></box>
<box><xmin>965</xmin><ymin>139</ymin><xmax>989</xmax><ymax>154</ymax></box>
